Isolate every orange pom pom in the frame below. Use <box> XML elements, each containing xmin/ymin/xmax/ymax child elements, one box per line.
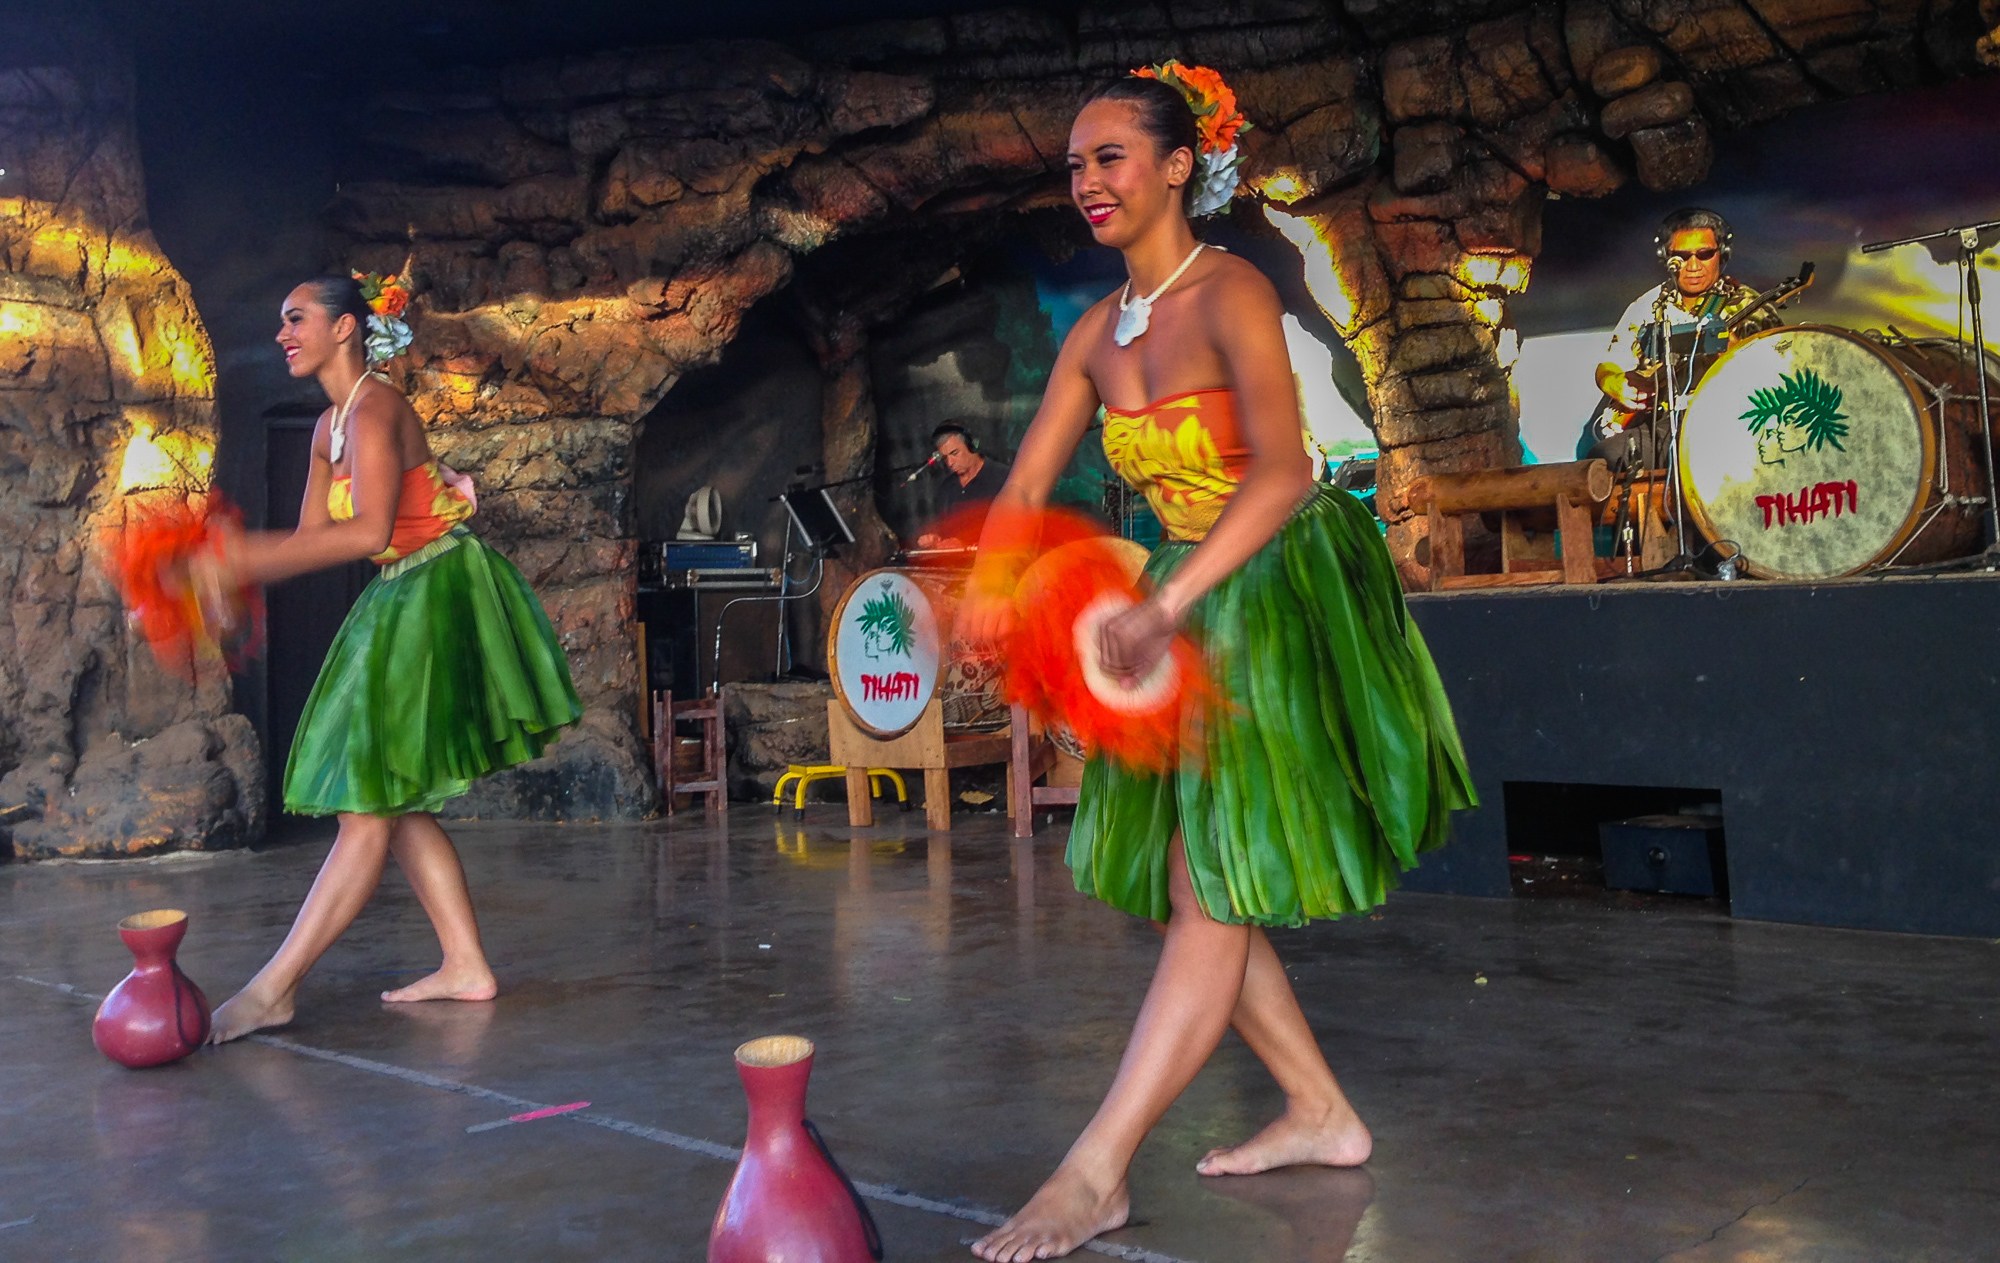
<box><xmin>104</xmin><ymin>495</ymin><xmax>263</xmax><ymax>680</ymax></box>
<box><xmin>989</xmin><ymin>510</ymin><xmax>1211</xmax><ymax>774</ymax></box>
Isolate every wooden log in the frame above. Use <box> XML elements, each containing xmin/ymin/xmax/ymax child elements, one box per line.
<box><xmin>1407</xmin><ymin>460</ymin><xmax>1613</xmax><ymax>514</ymax></box>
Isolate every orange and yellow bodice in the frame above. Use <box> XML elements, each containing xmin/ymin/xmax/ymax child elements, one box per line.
<box><xmin>329</xmin><ymin>461</ymin><xmax>475</xmax><ymax>564</ymax></box>
<box><xmin>1101</xmin><ymin>389</ymin><xmax>1249</xmax><ymax>542</ymax></box>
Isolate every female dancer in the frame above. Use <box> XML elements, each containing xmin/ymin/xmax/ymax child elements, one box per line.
<box><xmin>963</xmin><ymin>70</ymin><xmax>1475</xmax><ymax>1259</ymax></box>
<box><xmin>204</xmin><ymin>275</ymin><xmax>581</xmax><ymax>1044</ymax></box>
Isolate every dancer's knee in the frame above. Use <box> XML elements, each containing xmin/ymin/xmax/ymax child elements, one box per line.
<box><xmin>334</xmin><ymin>812</ymin><xmax>395</xmax><ymax>851</ymax></box>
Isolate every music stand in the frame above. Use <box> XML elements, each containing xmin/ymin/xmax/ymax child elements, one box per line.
<box><xmin>712</xmin><ymin>486</ymin><xmax>857</xmax><ymax>690</ymax></box>
<box><xmin>779</xmin><ymin>487</ymin><xmax>856</xmax><ymax>556</ymax></box>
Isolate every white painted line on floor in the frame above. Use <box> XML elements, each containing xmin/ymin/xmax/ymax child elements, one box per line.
<box><xmin>13</xmin><ymin>975</ymin><xmax>1198</xmax><ymax>1263</ymax></box>
<box><xmin>0</xmin><ymin>1216</ymin><xmax>36</xmax><ymax>1231</ymax></box>
<box><xmin>15</xmin><ymin>975</ymin><xmax>98</xmax><ymax>1001</ymax></box>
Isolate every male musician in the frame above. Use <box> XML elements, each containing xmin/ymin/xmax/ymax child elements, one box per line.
<box><xmin>1582</xmin><ymin>207</ymin><xmax>1777</xmax><ymax>469</ymax></box>
<box><xmin>915</xmin><ymin>422</ymin><xmax>1010</xmax><ymax>548</ymax></box>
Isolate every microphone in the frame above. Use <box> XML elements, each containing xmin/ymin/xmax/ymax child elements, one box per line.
<box><xmin>902</xmin><ymin>453</ymin><xmax>940</xmax><ymax>485</ymax></box>
<box><xmin>1666</xmin><ymin>256</ymin><xmax>1684</xmax><ymax>273</ymax></box>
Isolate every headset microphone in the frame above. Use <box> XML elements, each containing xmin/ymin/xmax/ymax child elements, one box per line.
<box><xmin>902</xmin><ymin>453</ymin><xmax>941</xmax><ymax>485</ymax></box>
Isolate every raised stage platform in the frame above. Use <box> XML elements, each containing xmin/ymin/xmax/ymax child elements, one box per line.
<box><xmin>1408</xmin><ymin>572</ymin><xmax>2000</xmax><ymax>938</ymax></box>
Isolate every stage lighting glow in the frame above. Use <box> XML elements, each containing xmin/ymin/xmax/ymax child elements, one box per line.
<box><xmin>1262</xmin><ymin>201</ymin><xmax>1360</xmax><ymax>337</ymax></box>
<box><xmin>1257</xmin><ymin>169</ymin><xmax>1308</xmax><ymax>205</ymax></box>
<box><xmin>118</xmin><ymin>417</ymin><xmax>214</xmax><ymax>494</ymax></box>
<box><xmin>1456</xmin><ymin>254</ymin><xmax>1532</xmax><ymax>293</ymax></box>
<box><xmin>0</xmin><ymin>300</ymin><xmax>42</xmax><ymax>339</ymax></box>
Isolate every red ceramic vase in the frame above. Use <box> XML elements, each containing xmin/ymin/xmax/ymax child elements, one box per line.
<box><xmin>709</xmin><ymin>1035</ymin><xmax>880</xmax><ymax>1263</ymax></box>
<box><xmin>92</xmin><ymin>909</ymin><xmax>211</xmax><ymax>1068</ymax></box>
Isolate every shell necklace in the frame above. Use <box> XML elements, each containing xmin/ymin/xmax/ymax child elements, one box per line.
<box><xmin>328</xmin><ymin>369</ymin><xmax>388</xmax><ymax>465</ymax></box>
<box><xmin>1114</xmin><ymin>243</ymin><xmax>1207</xmax><ymax>347</ymax></box>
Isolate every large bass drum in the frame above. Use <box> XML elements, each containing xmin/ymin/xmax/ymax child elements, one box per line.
<box><xmin>827</xmin><ymin>568</ymin><xmax>1007</xmax><ymax>739</ymax></box>
<box><xmin>1679</xmin><ymin>325</ymin><xmax>1997</xmax><ymax>579</ymax></box>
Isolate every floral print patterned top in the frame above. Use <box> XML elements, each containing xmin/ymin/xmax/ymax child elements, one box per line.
<box><xmin>328</xmin><ymin>461</ymin><xmax>475</xmax><ymax>564</ymax></box>
<box><xmin>1101</xmin><ymin>388</ymin><xmax>1250</xmax><ymax>542</ymax></box>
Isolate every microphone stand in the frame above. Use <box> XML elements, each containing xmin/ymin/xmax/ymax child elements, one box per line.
<box><xmin>1863</xmin><ymin>217</ymin><xmax>2000</xmax><ymax>564</ymax></box>
<box><xmin>1648</xmin><ymin>279</ymin><xmax>1699</xmax><ymax>573</ymax></box>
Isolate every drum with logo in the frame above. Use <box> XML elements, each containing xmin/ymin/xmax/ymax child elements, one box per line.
<box><xmin>1679</xmin><ymin>326</ymin><xmax>1997</xmax><ymax>579</ymax></box>
<box><xmin>827</xmin><ymin>569</ymin><xmax>1007</xmax><ymax>739</ymax></box>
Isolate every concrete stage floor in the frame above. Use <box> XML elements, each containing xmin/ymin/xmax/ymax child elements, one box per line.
<box><xmin>3</xmin><ymin>813</ymin><xmax>1995</xmax><ymax>1262</ymax></box>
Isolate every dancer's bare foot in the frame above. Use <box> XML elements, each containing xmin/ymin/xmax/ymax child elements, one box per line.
<box><xmin>1195</xmin><ymin>1099</ymin><xmax>1373</xmax><ymax>1176</ymax></box>
<box><xmin>208</xmin><ymin>985</ymin><xmax>296</xmax><ymax>1044</ymax></box>
<box><xmin>380</xmin><ymin>966</ymin><xmax>497</xmax><ymax>1004</ymax></box>
<box><xmin>971</xmin><ymin>1167</ymin><xmax>1129</xmax><ymax>1261</ymax></box>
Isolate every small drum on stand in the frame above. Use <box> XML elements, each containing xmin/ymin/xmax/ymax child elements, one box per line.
<box><xmin>827</xmin><ymin>569</ymin><xmax>1007</xmax><ymax>739</ymax></box>
<box><xmin>1679</xmin><ymin>325</ymin><xmax>1998</xmax><ymax>579</ymax></box>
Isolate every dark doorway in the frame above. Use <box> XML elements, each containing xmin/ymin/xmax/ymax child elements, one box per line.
<box><xmin>1502</xmin><ymin>781</ymin><xmax>1726</xmax><ymax>901</ymax></box>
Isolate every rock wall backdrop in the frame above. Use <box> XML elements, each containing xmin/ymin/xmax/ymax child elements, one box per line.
<box><xmin>2</xmin><ymin>0</ymin><xmax>1992</xmax><ymax>853</ymax></box>
<box><xmin>0</xmin><ymin>32</ymin><xmax>264</xmax><ymax>858</ymax></box>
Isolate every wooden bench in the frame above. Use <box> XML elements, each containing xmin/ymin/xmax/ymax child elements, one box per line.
<box><xmin>1407</xmin><ymin>460</ymin><xmax>1612</xmax><ymax>591</ymax></box>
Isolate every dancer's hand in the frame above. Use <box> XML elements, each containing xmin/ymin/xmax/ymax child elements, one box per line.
<box><xmin>955</xmin><ymin>588</ymin><xmax>1018</xmax><ymax>649</ymax></box>
<box><xmin>189</xmin><ymin>519</ymin><xmax>247</xmax><ymax>640</ymax></box>
<box><xmin>1098</xmin><ymin>596</ymin><xmax>1176</xmax><ymax>684</ymax></box>
<box><xmin>958</xmin><ymin>545</ymin><xmax>1032</xmax><ymax>648</ymax></box>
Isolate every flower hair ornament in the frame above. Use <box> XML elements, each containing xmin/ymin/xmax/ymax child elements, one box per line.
<box><xmin>1133</xmin><ymin>60</ymin><xmax>1250</xmax><ymax>218</ymax></box>
<box><xmin>352</xmin><ymin>270</ymin><xmax>414</xmax><ymax>365</ymax></box>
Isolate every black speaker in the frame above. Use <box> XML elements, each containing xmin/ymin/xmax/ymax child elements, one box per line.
<box><xmin>1600</xmin><ymin>814</ymin><xmax>1728</xmax><ymax>897</ymax></box>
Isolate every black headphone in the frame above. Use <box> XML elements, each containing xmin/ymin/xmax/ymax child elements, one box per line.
<box><xmin>1654</xmin><ymin>207</ymin><xmax>1733</xmax><ymax>264</ymax></box>
<box><xmin>931</xmin><ymin>423</ymin><xmax>979</xmax><ymax>452</ymax></box>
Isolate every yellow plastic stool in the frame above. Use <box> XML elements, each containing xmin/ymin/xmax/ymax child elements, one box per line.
<box><xmin>772</xmin><ymin>764</ymin><xmax>910</xmax><ymax>820</ymax></box>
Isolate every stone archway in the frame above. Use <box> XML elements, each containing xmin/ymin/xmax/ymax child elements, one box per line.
<box><xmin>326</xmin><ymin>0</ymin><xmax>1990</xmax><ymax>805</ymax></box>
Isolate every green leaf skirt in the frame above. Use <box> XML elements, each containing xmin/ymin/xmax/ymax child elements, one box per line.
<box><xmin>1067</xmin><ymin>489</ymin><xmax>1476</xmax><ymax>927</ymax></box>
<box><xmin>282</xmin><ymin>526</ymin><xmax>583</xmax><ymax>817</ymax></box>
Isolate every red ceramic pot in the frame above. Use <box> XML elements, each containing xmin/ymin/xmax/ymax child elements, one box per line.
<box><xmin>92</xmin><ymin>909</ymin><xmax>211</xmax><ymax>1068</ymax></box>
<box><xmin>709</xmin><ymin>1035</ymin><xmax>881</xmax><ymax>1263</ymax></box>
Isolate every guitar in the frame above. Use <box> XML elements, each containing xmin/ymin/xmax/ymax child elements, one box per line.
<box><xmin>1592</xmin><ymin>263</ymin><xmax>1818</xmax><ymax>438</ymax></box>
<box><xmin>1720</xmin><ymin>261</ymin><xmax>1816</xmax><ymax>335</ymax></box>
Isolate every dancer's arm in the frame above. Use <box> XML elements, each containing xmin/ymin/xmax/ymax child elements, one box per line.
<box><xmin>231</xmin><ymin>395</ymin><xmax>405</xmax><ymax>584</ymax></box>
<box><xmin>956</xmin><ymin>303</ymin><xmax>1108</xmax><ymax>644</ymax></box>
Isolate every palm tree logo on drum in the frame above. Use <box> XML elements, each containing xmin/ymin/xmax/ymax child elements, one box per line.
<box><xmin>1742</xmin><ymin>368</ymin><xmax>1849</xmax><ymax>466</ymax></box>
<box><xmin>857</xmin><ymin>587</ymin><xmax>916</xmax><ymax>661</ymax></box>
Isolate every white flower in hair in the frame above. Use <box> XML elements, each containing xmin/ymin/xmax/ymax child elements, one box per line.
<box><xmin>365</xmin><ymin>314</ymin><xmax>413</xmax><ymax>366</ymax></box>
<box><xmin>1190</xmin><ymin>144</ymin><xmax>1244</xmax><ymax>218</ymax></box>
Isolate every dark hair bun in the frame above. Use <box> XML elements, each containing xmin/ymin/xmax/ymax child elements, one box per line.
<box><xmin>1080</xmin><ymin>76</ymin><xmax>1200</xmax><ymax>171</ymax></box>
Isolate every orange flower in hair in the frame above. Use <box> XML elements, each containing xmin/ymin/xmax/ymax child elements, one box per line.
<box><xmin>1133</xmin><ymin>60</ymin><xmax>1250</xmax><ymax>217</ymax></box>
<box><xmin>1134</xmin><ymin>60</ymin><xmax>1247</xmax><ymax>156</ymax></box>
